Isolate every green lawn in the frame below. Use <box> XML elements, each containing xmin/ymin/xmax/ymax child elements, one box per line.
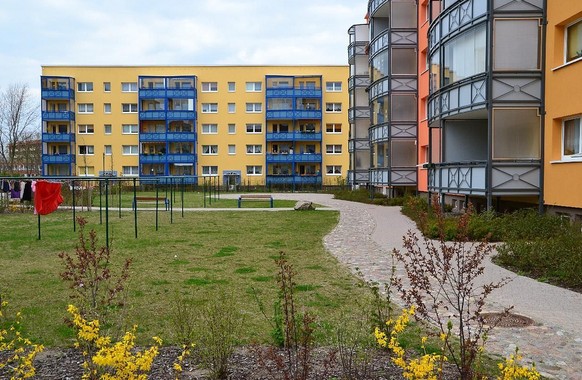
<box><xmin>0</xmin><ymin>208</ymin><xmax>368</xmax><ymax>347</ymax></box>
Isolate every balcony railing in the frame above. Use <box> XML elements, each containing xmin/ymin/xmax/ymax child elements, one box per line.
<box><xmin>266</xmin><ymin>132</ymin><xmax>322</xmax><ymax>141</ymax></box>
<box><xmin>41</xmin><ymin>89</ymin><xmax>75</xmax><ymax>100</ymax></box>
<box><xmin>167</xmin><ymin>132</ymin><xmax>196</xmax><ymax>141</ymax></box>
<box><xmin>140</xmin><ymin>154</ymin><xmax>167</xmax><ymax>163</ymax></box>
<box><xmin>140</xmin><ymin>133</ymin><xmax>166</xmax><ymax>142</ymax></box>
<box><xmin>428</xmin><ymin>74</ymin><xmax>487</xmax><ymax>123</ymax></box>
<box><xmin>42</xmin><ymin>133</ymin><xmax>75</xmax><ymax>142</ymax></box>
<box><xmin>166</xmin><ymin>154</ymin><xmax>196</xmax><ymax>163</ymax></box>
<box><xmin>167</xmin><ymin>110</ymin><xmax>196</xmax><ymax>120</ymax></box>
<box><xmin>266</xmin><ymin>153</ymin><xmax>322</xmax><ymax>163</ymax></box>
<box><xmin>42</xmin><ymin>111</ymin><xmax>75</xmax><ymax>121</ymax></box>
<box><xmin>370</xmin><ymin>168</ymin><xmax>417</xmax><ymax>186</ymax></box>
<box><xmin>42</xmin><ymin>154</ymin><xmax>74</xmax><ymax>164</ymax></box>
<box><xmin>265</xmin><ymin>88</ymin><xmax>322</xmax><ymax>98</ymax></box>
<box><xmin>427</xmin><ymin>161</ymin><xmax>541</xmax><ymax>196</ymax></box>
<box><xmin>266</xmin><ymin>175</ymin><xmax>322</xmax><ymax>185</ymax></box>
<box><xmin>139</xmin><ymin>111</ymin><xmax>166</xmax><ymax>120</ymax></box>
<box><xmin>348</xmin><ymin>75</ymin><xmax>370</xmax><ymax>91</ymax></box>
<box><xmin>266</xmin><ymin>110</ymin><xmax>322</xmax><ymax>120</ymax></box>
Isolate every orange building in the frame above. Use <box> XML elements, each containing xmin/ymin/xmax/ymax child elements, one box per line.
<box><xmin>544</xmin><ymin>2</ymin><xmax>582</xmax><ymax>218</ymax></box>
<box><xmin>417</xmin><ymin>0</ymin><xmax>430</xmax><ymax>194</ymax></box>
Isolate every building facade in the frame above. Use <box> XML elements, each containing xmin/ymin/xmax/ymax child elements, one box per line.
<box><xmin>544</xmin><ymin>1</ymin><xmax>582</xmax><ymax>218</ymax></box>
<box><xmin>40</xmin><ymin>66</ymin><xmax>349</xmax><ymax>188</ymax></box>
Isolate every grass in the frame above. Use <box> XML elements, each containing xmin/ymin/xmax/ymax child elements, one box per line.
<box><xmin>0</xmin><ymin>208</ymin><xmax>370</xmax><ymax>347</ymax></box>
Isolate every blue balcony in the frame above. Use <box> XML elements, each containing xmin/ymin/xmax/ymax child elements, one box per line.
<box><xmin>167</xmin><ymin>89</ymin><xmax>196</xmax><ymax>98</ymax></box>
<box><xmin>42</xmin><ymin>111</ymin><xmax>75</xmax><ymax>121</ymax></box>
<box><xmin>295</xmin><ymin>110</ymin><xmax>322</xmax><ymax>119</ymax></box>
<box><xmin>167</xmin><ymin>110</ymin><xmax>196</xmax><ymax>120</ymax></box>
<box><xmin>266</xmin><ymin>110</ymin><xmax>294</xmax><ymax>119</ymax></box>
<box><xmin>139</xmin><ymin>89</ymin><xmax>166</xmax><ymax>98</ymax></box>
<box><xmin>42</xmin><ymin>133</ymin><xmax>75</xmax><ymax>142</ymax></box>
<box><xmin>266</xmin><ymin>132</ymin><xmax>294</xmax><ymax>141</ymax></box>
<box><xmin>295</xmin><ymin>175</ymin><xmax>322</xmax><ymax>185</ymax></box>
<box><xmin>266</xmin><ymin>175</ymin><xmax>322</xmax><ymax>186</ymax></box>
<box><xmin>41</xmin><ymin>89</ymin><xmax>75</xmax><ymax>100</ymax></box>
<box><xmin>166</xmin><ymin>154</ymin><xmax>196</xmax><ymax>163</ymax></box>
<box><xmin>294</xmin><ymin>153</ymin><xmax>322</xmax><ymax>162</ymax></box>
<box><xmin>140</xmin><ymin>133</ymin><xmax>166</xmax><ymax>142</ymax></box>
<box><xmin>42</xmin><ymin>154</ymin><xmax>74</xmax><ymax>164</ymax></box>
<box><xmin>294</xmin><ymin>88</ymin><xmax>322</xmax><ymax>97</ymax></box>
<box><xmin>139</xmin><ymin>111</ymin><xmax>166</xmax><ymax>120</ymax></box>
<box><xmin>266</xmin><ymin>153</ymin><xmax>294</xmax><ymax>163</ymax></box>
<box><xmin>140</xmin><ymin>154</ymin><xmax>167</xmax><ymax>164</ymax></box>
<box><xmin>266</xmin><ymin>175</ymin><xmax>294</xmax><ymax>184</ymax></box>
<box><xmin>294</xmin><ymin>132</ymin><xmax>322</xmax><ymax>141</ymax></box>
<box><xmin>266</xmin><ymin>88</ymin><xmax>294</xmax><ymax>97</ymax></box>
<box><xmin>167</xmin><ymin>132</ymin><xmax>196</xmax><ymax>141</ymax></box>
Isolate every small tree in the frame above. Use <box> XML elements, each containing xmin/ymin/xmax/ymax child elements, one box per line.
<box><xmin>392</xmin><ymin>197</ymin><xmax>511</xmax><ymax>379</ymax></box>
<box><xmin>58</xmin><ymin>217</ymin><xmax>131</xmax><ymax>321</ymax></box>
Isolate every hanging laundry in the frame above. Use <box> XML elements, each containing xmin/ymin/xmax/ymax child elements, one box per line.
<box><xmin>34</xmin><ymin>181</ymin><xmax>63</xmax><ymax>215</ymax></box>
<box><xmin>22</xmin><ymin>181</ymin><xmax>33</xmax><ymax>202</ymax></box>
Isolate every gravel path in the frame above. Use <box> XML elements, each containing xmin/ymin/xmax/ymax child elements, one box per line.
<box><xmin>265</xmin><ymin>193</ymin><xmax>582</xmax><ymax>380</ymax></box>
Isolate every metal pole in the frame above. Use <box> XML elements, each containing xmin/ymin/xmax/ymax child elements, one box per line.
<box><xmin>72</xmin><ymin>180</ymin><xmax>76</xmax><ymax>232</ymax></box>
<box><xmin>170</xmin><ymin>177</ymin><xmax>173</xmax><ymax>224</ymax></box>
<box><xmin>99</xmin><ymin>181</ymin><xmax>102</xmax><ymax>224</ymax></box>
<box><xmin>181</xmin><ymin>177</ymin><xmax>185</xmax><ymax>217</ymax></box>
<box><xmin>133</xmin><ymin>177</ymin><xmax>138</xmax><ymax>239</ymax></box>
<box><xmin>155</xmin><ymin>179</ymin><xmax>159</xmax><ymax>231</ymax></box>
<box><xmin>37</xmin><ymin>214</ymin><xmax>41</xmax><ymax>240</ymax></box>
<box><xmin>118</xmin><ymin>179</ymin><xmax>122</xmax><ymax>218</ymax></box>
<box><xmin>105</xmin><ymin>179</ymin><xmax>109</xmax><ymax>249</ymax></box>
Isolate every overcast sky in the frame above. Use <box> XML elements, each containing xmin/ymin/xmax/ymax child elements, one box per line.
<box><xmin>0</xmin><ymin>0</ymin><xmax>368</xmax><ymax>96</ymax></box>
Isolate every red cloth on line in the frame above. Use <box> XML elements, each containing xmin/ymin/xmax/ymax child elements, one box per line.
<box><xmin>34</xmin><ymin>181</ymin><xmax>63</xmax><ymax>215</ymax></box>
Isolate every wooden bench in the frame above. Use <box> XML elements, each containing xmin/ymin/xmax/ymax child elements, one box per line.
<box><xmin>238</xmin><ymin>194</ymin><xmax>274</xmax><ymax>208</ymax></box>
<box><xmin>132</xmin><ymin>196</ymin><xmax>169</xmax><ymax>210</ymax></box>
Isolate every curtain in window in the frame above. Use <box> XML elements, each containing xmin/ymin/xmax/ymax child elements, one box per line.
<box><xmin>567</xmin><ymin>21</ymin><xmax>582</xmax><ymax>62</ymax></box>
<box><xmin>564</xmin><ymin>119</ymin><xmax>580</xmax><ymax>156</ymax></box>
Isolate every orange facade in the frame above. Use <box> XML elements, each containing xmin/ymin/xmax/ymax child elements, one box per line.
<box><xmin>544</xmin><ymin>3</ymin><xmax>582</xmax><ymax>211</ymax></box>
<box><xmin>417</xmin><ymin>0</ymin><xmax>430</xmax><ymax>192</ymax></box>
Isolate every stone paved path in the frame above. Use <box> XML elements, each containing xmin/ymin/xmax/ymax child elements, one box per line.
<box><xmin>266</xmin><ymin>193</ymin><xmax>582</xmax><ymax>380</ymax></box>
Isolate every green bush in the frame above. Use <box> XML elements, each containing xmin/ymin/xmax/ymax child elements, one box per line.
<box><xmin>333</xmin><ymin>188</ymin><xmax>406</xmax><ymax>206</ymax></box>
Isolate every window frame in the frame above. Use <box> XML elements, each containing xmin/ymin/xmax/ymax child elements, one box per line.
<box><xmin>202</xmin><ymin>103</ymin><xmax>218</xmax><ymax>113</ymax></box>
<box><xmin>201</xmin><ymin>82</ymin><xmax>218</xmax><ymax>92</ymax></box>
<box><xmin>228</xmin><ymin>124</ymin><xmax>236</xmax><ymax>134</ymax></box>
<box><xmin>325</xmin><ymin>82</ymin><xmax>342</xmax><ymax>92</ymax></box>
<box><xmin>326</xmin><ymin>123</ymin><xmax>342</xmax><ymax>133</ymax></box>
<box><xmin>78</xmin><ymin>145</ymin><xmax>95</xmax><ymax>155</ymax></box>
<box><xmin>77</xmin><ymin>82</ymin><xmax>93</xmax><ymax>92</ymax></box>
<box><xmin>122</xmin><ymin>124</ymin><xmax>139</xmax><ymax>134</ymax></box>
<box><xmin>228</xmin><ymin>144</ymin><xmax>236</xmax><ymax>155</ymax></box>
<box><xmin>245</xmin><ymin>82</ymin><xmax>262</xmax><ymax>92</ymax></box>
<box><xmin>103</xmin><ymin>82</ymin><xmax>111</xmax><ymax>92</ymax></box>
<box><xmin>566</xmin><ymin>18</ymin><xmax>582</xmax><ymax>63</ymax></box>
<box><xmin>78</xmin><ymin>124</ymin><xmax>94</xmax><ymax>134</ymax></box>
<box><xmin>326</xmin><ymin>165</ymin><xmax>342</xmax><ymax>175</ymax></box>
<box><xmin>246</xmin><ymin>124</ymin><xmax>262</xmax><ymax>134</ymax></box>
<box><xmin>121</xmin><ymin>82</ymin><xmax>138</xmax><ymax>92</ymax></box>
<box><xmin>104</xmin><ymin>103</ymin><xmax>111</xmax><ymax>113</ymax></box>
<box><xmin>122</xmin><ymin>145</ymin><xmax>139</xmax><ymax>155</ymax></box>
<box><xmin>325</xmin><ymin>103</ymin><xmax>342</xmax><ymax>112</ymax></box>
<box><xmin>246</xmin><ymin>165</ymin><xmax>263</xmax><ymax>175</ymax></box>
<box><xmin>202</xmin><ymin>166</ymin><xmax>218</xmax><ymax>176</ymax></box>
<box><xmin>122</xmin><ymin>166</ymin><xmax>139</xmax><ymax>176</ymax></box>
<box><xmin>326</xmin><ymin>144</ymin><xmax>343</xmax><ymax>154</ymax></box>
<box><xmin>201</xmin><ymin>124</ymin><xmax>218</xmax><ymax>134</ymax></box>
<box><xmin>246</xmin><ymin>144</ymin><xmax>262</xmax><ymax>154</ymax></box>
<box><xmin>104</xmin><ymin>124</ymin><xmax>112</xmax><ymax>135</ymax></box>
<box><xmin>122</xmin><ymin>103</ymin><xmax>138</xmax><ymax>113</ymax></box>
<box><xmin>104</xmin><ymin>145</ymin><xmax>112</xmax><ymax>155</ymax></box>
<box><xmin>562</xmin><ymin>116</ymin><xmax>582</xmax><ymax>161</ymax></box>
<box><xmin>245</xmin><ymin>103</ymin><xmax>262</xmax><ymax>113</ymax></box>
<box><xmin>228</xmin><ymin>103</ymin><xmax>236</xmax><ymax>113</ymax></box>
<box><xmin>201</xmin><ymin>145</ymin><xmax>219</xmax><ymax>155</ymax></box>
<box><xmin>228</xmin><ymin>82</ymin><xmax>236</xmax><ymax>92</ymax></box>
<box><xmin>78</xmin><ymin>103</ymin><xmax>94</xmax><ymax>114</ymax></box>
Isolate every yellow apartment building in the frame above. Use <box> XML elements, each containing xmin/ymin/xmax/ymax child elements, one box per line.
<box><xmin>545</xmin><ymin>3</ymin><xmax>582</xmax><ymax>217</ymax></box>
<box><xmin>40</xmin><ymin>65</ymin><xmax>349</xmax><ymax>189</ymax></box>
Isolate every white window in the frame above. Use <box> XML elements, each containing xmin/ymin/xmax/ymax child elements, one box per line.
<box><xmin>228</xmin><ymin>144</ymin><xmax>236</xmax><ymax>154</ymax></box>
<box><xmin>228</xmin><ymin>124</ymin><xmax>236</xmax><ymax>134</ymax></box>
<box><xmin>122</xmin><ymin>103</ymin><xmax>138</xmax><ymax>113</ymax></box>
<box><xmin>326</xmin><ymin>103</ymin><xmax>342</xmax><ymax>112</ymax></box>
<box><xmin>246</xmin><ymin>165</ymin><xmax>262</xmax><ymax>175</ymax></box>
<box><xmin>326</xmin><ymin>82</ymin><xmax>342</xmax><ymax>92</ymax></box>
<box><xmin>246</xmin><ymin>103</ymin><xmax>262</xmax><ymax>113</ymax></box>
<box><xmin>246</xmin><ymin>124</ymin><xmax>262</xmax><ymax>133</ymax></box>
<box><xmin>563</xmin><ymin>117</ymin><xmax>582</xmax><ymax>160</ymax></box>
<box><xmin>201</xmin><ymin>82</ymin><xmax>218</xmax><ymax>92</ymax></box>
<box><xmin>202</xmin><ymin>124</ymin><xmax>218</xmax><ymax>134</ymax></box>
<box><xmin>77</xmin><ymin>82</ymin><xmax>93</xmax><ymax>92</ymax></box>
<box><xmin>567</xmin><ymin>19</ymin><xmax>582</xmax><ymax>63</ymax></box>
<box><xmin>246</xmin><ymin>144</ymin><xmax>262</xmax><ymax>154</ymax></box>
<box><xmin>202</xmin><ymin>103</ymin><xmax>218</xmax><ymax>113</ymax></box>
<box><xmin>103</xmin><ymin>82</ymin><xmax>111</xmax><ymax>92</ymax></box>
<box><xmin>122</xmin><ymin>82</ymin><xmax>138</xmax><ymax>92</ymax></box>
<box><xmin>78</xmin><ymin>103</ymin><xmax>94</xmax><ymax>113</ymax></box>
<box><xmin>326</xmin><ymin>123</ymin><xmax>342</xmax><ymax>133</ymax></box>
<box><xmin>78</xmin><ymin>124</ymin><xmax>94</xmax><ymax>134</ymax></box>
<box><xmin>122</xmin><ymin>124</ymin><xmax>138</xmax><ymax>134</ymax></box>
<box><xmin>104</xmin><ymin>124</ymin><xmax>112</xmax><ymax>134</ymax></box>
<box><xmin>246</xmin><ymin>82</ymin><xmax>262</xmax><ymax>92</ymax></box>
<box><xmin>78</xmin><ymin>145</ymin><xmax>94</xmax><ymax>155</ymax></box>
<box><xmin>122</xmin><ymin>145</ymin><xmax>138</xmax><ymax>155</ymax></box>
<box><xmin>104</xmin><ymin>145</ymin><xmax>112</xmax><ymax>155</ymax></box>
<box><xmin>326</xmin><ymin>144</ymin><xmax>342</xmax><ymax>154</ymax></box>
<box><xmin>228</xmin><ymin>82</ymin><xmax>236</xmax><ymax>92</ymax></box>
<box><xmin>228</xmin><ymin>103</ymin><xmax>236</xmax><ymax>113</ymax></box>
<box><xmin>202</xmin><ymin>145</ymin><xmax>218</xmax><ymax>155</ymax></box>
<box><xmin>202</xmin><ymin>166</ymin><xmax>218</xmax><ymax>176</ymax></box>
<box><xmin>326</xmin><ymin>165</ymin><xmax>342</xmax><ymax>175</ymax></box>
<box><xmin>104</xmin><ymin>103</ymin><xmax>111</xmax><ymax>113</ymax></box>
<box><xmin>122</xmin><ymin>166</ymin><xmax>139</xmax><ymax>176</ymax></box>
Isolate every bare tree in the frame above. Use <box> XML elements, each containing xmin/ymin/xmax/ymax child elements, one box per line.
<box><xmin>0</xmin><ymin>84</ymin><xmax>39</xmax><ymax>174</ymax></box>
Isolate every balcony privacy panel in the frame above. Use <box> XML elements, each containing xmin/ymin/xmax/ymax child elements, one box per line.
<box><xmin>443</xmin><ymin>120</ymin><xmax>487</xmax><ymax>162</ymax></box>
<box><xmin>391</xmin><ymin>1</ymin><xmax>417</xmax><ymax>29</ymax></box>
<box><xmin>493</xmin><ymin>108</ymin><xmax>541</xmax><ymax>159</ymax></box>
<box><xmin>493</xmin><ymin>0</ymin><xmax>543</xmax><ymax>12</ymax></box>
<box><xmin>391</xmin><ymin>140</ymin><xmax>417</xmax><ymax>167</ymax></box>
<box><xmin>494</xmin><ymin>19</ymin><xmax>540</xmax><ymax>70</ymax></box>
<box><xmin>391</xmin><ymin>94</ymin><xmax>417</xmax><ymax>122</ymax></box>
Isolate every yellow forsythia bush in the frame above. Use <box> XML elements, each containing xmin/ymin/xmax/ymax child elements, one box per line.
<box><xmin>68</xmin><ymin>304</ymin><xmax>161</xmax><ymax>380</ymax></box>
